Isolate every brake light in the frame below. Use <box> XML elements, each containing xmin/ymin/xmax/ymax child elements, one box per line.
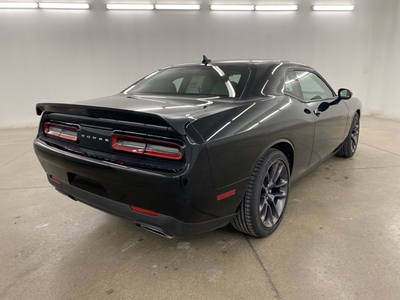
<box><xmin>112</xmin><ymin>134</ymin><xmax>146</xmax><ymax>154</ymax></box>
<box><xmin>112</xmin><ymin>133</ymin><xmax>183</xmax><ymax>160</ymax></box>
<box><xmin>44</xmin><ymin>122</ymin><xmax>78</xmax><ymax>142</ymax></box>
<box><xmin>144</xmin><ymin>138</ymin><xmax>182</xmax><ymax>160</ymax></box>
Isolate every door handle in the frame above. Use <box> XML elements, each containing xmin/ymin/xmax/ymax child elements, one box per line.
<box><xmin>313</xmin><ymin>109</ymin><xmax>321</xmax><ymax>117</ymax></box>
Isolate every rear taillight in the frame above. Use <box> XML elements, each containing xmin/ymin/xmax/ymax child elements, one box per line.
<box><xmin>44</xmin><ymin>122</ymin><xmax>79</xmax><ymax>142</ymax></box>
<box><xmin>112</xmin><ymin>133</ymin><xmax>183</xmax><ymax>160</ymax></box>
<box><xmin>144</xmin><ymin>138</ymin><xmax>182</xmax><ymax>160</ymax></box>
<box><xmin>111</xmin><ymin>134</ymin><xmax>146</xmax><ymax>154</ymax></box>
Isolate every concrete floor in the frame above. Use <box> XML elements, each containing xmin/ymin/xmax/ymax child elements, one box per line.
<box><xmin>0</xmin><ymin>116</ymin><xmax>399</xmax><ymax>300</ymax></box>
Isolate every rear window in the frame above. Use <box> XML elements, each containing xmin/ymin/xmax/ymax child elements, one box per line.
<box><xmin>124</xmin><ymin>66</ymin><xmax>250</xmax><ymax>98</ymax></box>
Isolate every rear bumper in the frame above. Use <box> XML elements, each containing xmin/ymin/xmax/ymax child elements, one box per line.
<box><xmin>53</xmin><ymin>178</ymin><xmax>234</xmax><ymax>237</ymax></box>
<box><xmin>34</xmin><ymin>139</ymin><xmax>241</xmax><ymax>236</ymax></box>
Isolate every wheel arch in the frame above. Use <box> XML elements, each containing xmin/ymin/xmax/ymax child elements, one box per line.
<box><xmin>231</xmin><ymin>146</ymin><xmax>292</xmax><ymax>237</ymax></box>
<box><xmin>231</xmin><ymin>139</ymin><xmax>294</xmax><ymax>217</ymax></box>
<box><xmin>270</xmin><ymin>140</ymin><xmax>294</xmax><ymax>175</ymax></box>
<box><xmin>252</xmin><ymin>139</ymin><xmax>294</xmax><ymax>176</ymax></box>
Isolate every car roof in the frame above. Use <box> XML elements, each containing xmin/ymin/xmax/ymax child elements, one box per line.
<box><xmin>170</xmin><ymin>60</ymin><xmax>309</xmax><ymax>69</ymax></box>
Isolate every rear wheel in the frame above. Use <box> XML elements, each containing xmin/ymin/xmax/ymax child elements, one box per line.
<box><xmin>336</xmin><ymin>113</ymin><xmax>360</xmax><ymax>158</ymax></box>
<box><xmin>232</xmin><ymin>149</ymin><xmax>290</xmax><ymax>237</ymax></box>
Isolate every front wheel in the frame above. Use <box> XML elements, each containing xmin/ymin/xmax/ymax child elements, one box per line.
<box><xmin>336</xmin><ymin>113</ymin><xmax>360</xmax><ymax>158</ymax></box>
<box><xmin>232</xmin><ymin>149</ymin><xmax>290</xmax><ymax>237</ymax></box>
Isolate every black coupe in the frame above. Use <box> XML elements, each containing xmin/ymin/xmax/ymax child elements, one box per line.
<box><xmin>34</xmin><ymin>58</ymin><xmax>361</xmax><ymax>238</ymax></box>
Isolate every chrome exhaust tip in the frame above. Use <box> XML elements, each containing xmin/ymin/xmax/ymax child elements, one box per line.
<box><xmin>141</xmin><ymin>225</ymin><xmax>175</xmax><ymax>239</ymax></box>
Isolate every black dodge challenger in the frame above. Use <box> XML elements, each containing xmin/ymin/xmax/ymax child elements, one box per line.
<box><xmin>34</xmin><ymin>58</ymin><xmax>361</xmax><ymax>238</ymax></box>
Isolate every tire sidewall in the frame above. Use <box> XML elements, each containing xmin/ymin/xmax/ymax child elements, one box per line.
<box><xmin>249</xmin><ymin>150</ymin><xmax>290</xmax><ymax>237</ymax></box>
<box><xmin>345</xmin><ymin>114</ymin><xmax>360</xmax><ymax>157</ymax></box>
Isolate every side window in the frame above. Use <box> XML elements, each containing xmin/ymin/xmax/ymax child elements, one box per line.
<box><xmin>229</xmin><ymin>74</ymin><xmax>241</xmax><ymax>84</ymax></box>
<box><xmin>228</xmin><ymin>73</ymin><xmax>241</xmax><ymax>94</ymax></box>
<box><xmin>284</xmin><ymin>70</ymin><xmax>303</xmax><ymax>100</ymax></box>
<box><xmin>295</xmin><ymin>71</ymin><xmax>334</xmax><ymax>101</ymax></box>
<box><xmin>172</xmin><ymin>78</ymin><xmax>184</xmax><ymax>92</ymax></box>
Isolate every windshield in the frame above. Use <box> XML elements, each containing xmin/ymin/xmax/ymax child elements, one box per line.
<box><xmin>124</xmin><ymin>66</ymin><xmax>250</xmax><ymax>98</ymax></box>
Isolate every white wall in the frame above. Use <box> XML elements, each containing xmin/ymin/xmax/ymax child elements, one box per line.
<box><xmin>0</xmin><ymin>0</ymin><xmax>399</xmax><ymax>128</ymax></box>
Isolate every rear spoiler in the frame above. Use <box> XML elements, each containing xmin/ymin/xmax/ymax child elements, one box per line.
<box><xmin>36</xmin><ymin>103</ymin><xmax>190</xmax><ymax>135</ymax></box>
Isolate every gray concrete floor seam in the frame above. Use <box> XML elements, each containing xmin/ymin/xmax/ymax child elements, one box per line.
<box><xmin>245</xmin><ymin>235</ymin><xmax>281</xmax><ymax>299</ymax></box>
<box><xmin>0</xmin><ymin>149</ymin><xmax>32</xmax><ymax>169</ymax></box>
<box><xmin>0</xmin><ymin>186</ymin><xmax>53</xmax><ymax>191</ymax></box>
<box><xmin>316</xmin><ymin>165</ymin><xmax>400</xmax><ymax>171</ymax></box>
<box><xmin>359</xmin><ymin>141</ymin><xmax>400</xmax><ymax>157</ymax></box>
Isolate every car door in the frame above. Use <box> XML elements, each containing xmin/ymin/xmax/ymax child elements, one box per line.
<box><xmin>294</xmin><ymin>70</ymin><xmax>349</xmax><ymax>168</ymax></box>
<box><xmin>283</xmin><ymin>70</ymin><xmax>315</xmax><ymax>178</ymax></box>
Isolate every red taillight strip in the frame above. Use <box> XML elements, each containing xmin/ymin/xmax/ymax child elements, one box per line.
<box><xmin>130</xmin><ymin>205</ymin><xmax>159</xmax><ymax>217</ymax></box>
<box><xmin>111</xmin><ymin>133</ymin><xmax>183</xmax><ymax>160</ymax></box>
<box><xmin>144</xmin><ymin>138</ymin><xmax>183</xmax><ymax>160</ymax></box>
<box><xmin>111</xmin><ymin>134</ymin><xmax>146</xmax><ymax>154</ymax></box>
<box><xmin>144</xmin><ymin>149</ymin><xmax>182</xmax><ymax>160</ymax></box>
<box><xmin>216</xmin><ymin>189</ymin><xmax>236</xmax><ymax>201</ymax></box>
<box><xmin>44</xmin><ymin>122</ymin><xmax>78</xmax><ymax>142</ymax></box>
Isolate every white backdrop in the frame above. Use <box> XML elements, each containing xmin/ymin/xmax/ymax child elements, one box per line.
<box><xmin>0</xmin><ymin>0</ymin><xmax>399</xmax><ymax>127</ymax></box>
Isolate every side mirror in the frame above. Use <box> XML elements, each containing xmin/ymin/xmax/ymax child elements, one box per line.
<box><xmin>338</xmin><ymin>88</ymin><xmax>352</xmax><ymax>100</ymax></box>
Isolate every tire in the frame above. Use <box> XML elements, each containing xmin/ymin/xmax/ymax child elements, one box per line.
<box><xmin>231</xmin><ymin>149</ymin><xmax>290</xmax><ymax>238</ymax></box>
<box><xmin>336</xmin><ymin>113</ymin><xmax>360</xmax><ymax>158</ymax></box>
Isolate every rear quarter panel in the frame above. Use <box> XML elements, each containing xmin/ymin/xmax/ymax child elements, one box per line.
<box><xmin>191</xmin><ymin>96</ymin><xmax>316</xmax><ymax>188</ymax></box>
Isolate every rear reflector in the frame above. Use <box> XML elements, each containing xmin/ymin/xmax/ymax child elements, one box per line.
<box><xmin>130</xmin><ymin>205</ymin><xmax>159</xmax><ymax>217</ymax></box>
<box><xmin>216</xmin><ymin>189</ymin><xmax>236</xmax><ymax>201</ymax></box>
<box><xmin>44</xmin><ymin>122</ymin><xmax>78</xmax><ymax>142</ymax></box>
<box><xmin>49</xmin><ymin>174</ymin><xmax>62</xmax><ymax>184</ymax></box>
<box><xmin>112</xmin><ymin>133</ymin><xmax>183</xmax><ymax>160</ymax></box>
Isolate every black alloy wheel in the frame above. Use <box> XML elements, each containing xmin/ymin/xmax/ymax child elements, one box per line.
<box><xmin>350</xmin><ymin>116</ymin><xmax>360</xmax><ymax>153</ymax></box>
<box><xmin>336</xmin><ymin>113</ymin><xmax>360</xmax><ymax>158</ymax></box>
<box><xmin>232</xmin><ymin>148</ymin><xmax>290</xmax><ymax>237</ymax></box>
